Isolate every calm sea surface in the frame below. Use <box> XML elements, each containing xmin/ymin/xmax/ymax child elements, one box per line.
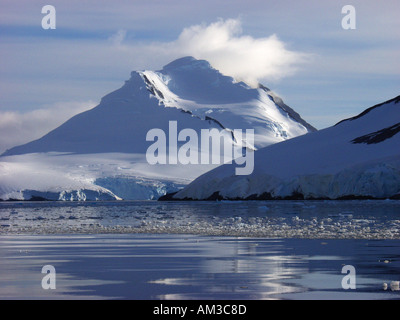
<box><xmin>0</xmin><ymin>200</ymin><xmax>399</xmax><ymax>300</ymax></box>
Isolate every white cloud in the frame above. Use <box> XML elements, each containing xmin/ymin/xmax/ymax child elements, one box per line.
<box><xmin>0</xmin><ymin>19</ymin><xmax>310</xmax><ymax>154</ymax></box>
<box><xmin>159</xmin><ymin>19</ymin><xmax>310</xmax><ymax>86</ymax></box>
<box><xmin>0</xmin><ymin>101</ymin><xmax>96</xmax><ymax>154</ymax></box>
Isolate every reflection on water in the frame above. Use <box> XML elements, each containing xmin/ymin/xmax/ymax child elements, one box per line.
<box><xmin>0</xmin><ymin>234</ymin><xmax>399</xmax><ymax>300</ymax></box>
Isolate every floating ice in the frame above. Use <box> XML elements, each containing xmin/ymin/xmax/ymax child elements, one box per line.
<box><xmin>391</xmin><ymin>281</ymin><xmax>400</xmax><ymax>291</ymax></box>
<box><xmin>0</xmin><ymin>200</ymin><xmax>399</xmax><ymax>239</ymax></box>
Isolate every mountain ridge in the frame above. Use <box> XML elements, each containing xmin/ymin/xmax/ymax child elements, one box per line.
<box><xmin>2</xmin><ymin>56</ymin><xmax>314</xmax><ymax>157</ymax></box>
<box><xmin>169</xmin><ymin>95</ymin><xmax>400</xmax><ymax>201</ymax></box>
<box><xmin>0</xmin><ymin>57</ymin><xmax>315</xmax><ymax>201</ymax></box>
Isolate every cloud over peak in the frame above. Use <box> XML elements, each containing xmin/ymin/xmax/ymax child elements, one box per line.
<box><xmin>166</xmin><ymin>19</ymin><xmax>309</xmax><ymax>86</ymax></box>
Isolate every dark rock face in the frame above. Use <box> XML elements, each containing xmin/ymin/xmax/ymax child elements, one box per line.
<box><xmin>351</xmin><ymin>122</ymin><xmax>400</xmax><ymax>145</ymax></box>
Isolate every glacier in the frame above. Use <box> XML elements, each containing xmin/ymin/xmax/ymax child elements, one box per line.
<box><xmin>0</xmin><ymin>57</ymin><xmax>315</xmax><ymax>201</ymax></box>
<box><xmin>170</xmin><ymin>96</ymin><xmax>400</xmax><ymax>200</ymax></box>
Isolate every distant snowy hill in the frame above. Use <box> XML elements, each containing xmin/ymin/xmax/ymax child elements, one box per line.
<box><xmin>0</xmin><ymin>57</ymin><xmax>314</xmax><ymax>201</ymax></box>
<box><xmin>170</xmin><ymin>96</ymin><xmax>400</xmax><ymax>200</ymax></box>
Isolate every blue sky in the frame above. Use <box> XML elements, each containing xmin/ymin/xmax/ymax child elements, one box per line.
<box><xmin>0</xmin><ymin>0</ymin><xmax>399</xmax><ymax>152</ymax></box>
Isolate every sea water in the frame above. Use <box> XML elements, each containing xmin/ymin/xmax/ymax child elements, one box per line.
<box><xmin>0</xmin><ymin>200</ymin><xmax>399</xmax><ymax>300</ymax></box>
<box><xmin>0</xmin><ymin>200</ymin><xmax>399</xmax><ymax>238</ymax></box>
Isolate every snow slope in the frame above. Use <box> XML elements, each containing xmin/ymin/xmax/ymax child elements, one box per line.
<box><xmin>0</xmin><ymin>57</ymin><xmax>314</xmax><ymax>201</ymax></box>
<box><xmin>3</xmin><ymin>57</ymin><xmax>314</xmax><ymax>156</ymax></box>
<box><xmin>171</xmin><ymin>96</ymin><xmax>400</xmax><ymax>200</ymax></box>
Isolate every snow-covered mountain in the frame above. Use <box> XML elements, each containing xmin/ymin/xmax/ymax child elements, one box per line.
<box><xmin>169</xmin><ymin>96</ymin><xmax>400</xmax><ymax>201</ymax></box>
<box><xmin>0</xmin><ymin>57</ymin><xmax>315</xmax><ymax>201</ymax></box>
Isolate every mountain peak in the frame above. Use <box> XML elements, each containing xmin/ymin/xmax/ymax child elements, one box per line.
<box><xmin>0</xmin><ymin>56</ymin><xmax>317</xmax><ymax>201</ymax></box>
<box><xmin>2</xmin><ymin>56</ymin><xmax>315</xmax><ymax>157</ymax></box>
<box><xmin>162</xmin><ymin>56</ymin><xmax>212</xmax><ymax>72</ymax></box>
